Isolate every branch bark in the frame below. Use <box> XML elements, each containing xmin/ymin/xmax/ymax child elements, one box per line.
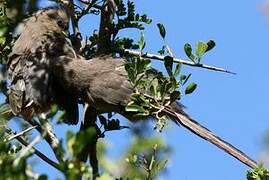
<box><xmin>77</xmin><ymin>104</ymin><xmax>100</xmax><ymax>179</ymax></box>
<box><xmin>61</xmin><ymin>0</ymin><xmax>82</xmax><ymax>51</ymax></box>
<box><xmin>7</xmin><ymin>125</ymin><xmax>37</xmax><ymax>141</ymax></box>
<box><xmin>27</xmin><ymin>119</ymin><xmax>64</xmax><ymax>162</ymax></box>
<box><xmin>97</xmin><ymin>0</ymin><xmax>116</xmax><ymax>55</ymax></box>
<box><xmin>119</xmin><ymin>49</ymin><xmax>236</xmax><ymax>75</ymax></box>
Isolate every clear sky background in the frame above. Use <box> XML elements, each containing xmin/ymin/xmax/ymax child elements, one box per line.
<box><xmin>15</xmin><ymin>0</ymin><xmax>269</xmax><ymax>179</ymax></box>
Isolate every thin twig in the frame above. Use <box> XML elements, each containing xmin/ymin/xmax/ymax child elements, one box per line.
<box><xmin>17</xmin><ymin>135</ymin><xmax>42</xmax><ymax>159</ymax></box>
<box><xmin>120</xmin><ymin>49</ymin><xmax>236</xmax><ymax>75</ymax></box>
<box><xmin>61</xmin><ymin>0</ymin><xmax>82</xmax><ymax>51</ymax></box>
<box><xmin>69</xmin><ymin>0</ymin><xmax>80</xmax><ymax>36</ymax></box>
<box><xmin>7</xmin><ymin>125</ymin><xmax>37</xmax><ymax>141</ymax></box>
<box><xmin>78</xmin><ymin>0</ymin><xmax>102</xmax><ymax>9</ymax></box>
<box><xmin>165</xmin><ymin>45</ymin><xmax>175</xmax><ymax>58</ymax></box>
<box><xmin>12</xmin><ymin>131</ymin><xmax>61</xmax><ymax>171</ymax></box>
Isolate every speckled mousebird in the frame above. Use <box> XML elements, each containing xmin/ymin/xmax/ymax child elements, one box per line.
<box><xmin>8</xmin><ymin>8</ymin><xmax>258</xmax><ymax>169</ymax></box>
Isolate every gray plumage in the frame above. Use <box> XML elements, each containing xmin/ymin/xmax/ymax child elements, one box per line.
<box><xmin>7</xmin><ymin>8</ymin><xmax>78</xmax><ymax>124</ymax></box>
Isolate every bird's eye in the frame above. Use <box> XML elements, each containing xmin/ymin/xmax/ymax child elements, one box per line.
<box><xmin>57</xmin><ymin>19</ymin><xmax>65</xmax><ymax>29</ymax></box>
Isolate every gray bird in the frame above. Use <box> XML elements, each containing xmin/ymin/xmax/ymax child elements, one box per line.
<box><xmin>9</xmin><ymin>8</ymin><xmax>258</xmax><ymax>169</ymax></box>
<box><xmin>51</xmin><ymin>55</ymin><xmax>258</xmax><ymax>169</ymax></box>
<box><xmin>7</xmin><ymin>8</ymin><xmax>79</xmax><ymax>124</ymax></box>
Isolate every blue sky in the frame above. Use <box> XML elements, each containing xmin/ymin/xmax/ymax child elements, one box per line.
<box><xmin>12</xmin><ymin>0</ymin><xmax>269</xmax><ymax>179</ymax></box>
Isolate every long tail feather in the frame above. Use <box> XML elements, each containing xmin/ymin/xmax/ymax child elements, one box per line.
<box><xmin>164</xmin><ymin>106</ymin><xmax>257</xmax><ymax>169</ymax></box>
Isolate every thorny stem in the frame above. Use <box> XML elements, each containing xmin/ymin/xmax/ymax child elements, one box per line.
<box><xmin>119</xmin><ymin>48</ymin><xmax>236</xmax><ymax>75</ymax></box>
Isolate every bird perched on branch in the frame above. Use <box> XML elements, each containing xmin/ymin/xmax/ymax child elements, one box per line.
<box><xmin>8</xmin><ymin>8</ymin><xmax>258</xmax><ymax>169</ymax></box>
<box><xmin>51</xmin><ymin>55</ymin><xmax>258</xmax><ymax>169</ymax></box>
<box><xmin>7</xmin><ymin>8</ymin><xmax>79</xmax><ymax>124</ymax></box>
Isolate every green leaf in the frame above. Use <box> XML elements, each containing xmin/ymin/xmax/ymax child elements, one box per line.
<box><xmin>246</xmin><ymin>165</ymin><xmax>269</xmax><ymax>180</ymax></box>
<box><xmin>47</xmin><ymin>105</ymin><xmax>58</xmax><ymax>119</ymax></box>
<box><xmin>0</xmin><ymin>27</ymin><xmax>7</xmax><ymax>37</ymax></box>
<box><xmin>185</xmin><ymin>82</ymin><xmax>197</xmax><ymax>94</ymax></box>
<box><xmin>125</xmin><ymin>63</ymin><xmax>136</xmax><ymax>83</ymax></box>
<box><xmin>0</xmin><ymin>36</ymin><xmax>6</xmax><ymax>46</ymax></box>
<box><xmin>205</xmin><ymin>40</ymin><xmax>216</xmax><ymax>52</ymax></box>
<box><xmin>174</xmin><ymin>63</ymin><xmax>181</xmax><ymax>77</ymax></box>
<box><xmin>137</xmin><ymin>110</ymin><xmax>150</xmax><ymax>117</ymax></box>
<box><xmin>169</xmin><ymin>77</ymin><xmax>178</xmax><ymax>92</ymax></box>
<box><xmin>157</xmin><ymin>23</ymin><xmax>166</xmax><ymax>39</ymax></box>
<box><xmin>164</xmin><ymin>56</ymin><xmax>173</xmax><ymax>77</ymax></box>
<box><xmin>143</xmin><ymin>59</ymin><xmax>151</xmax><ymax>70</ymax></box>
<box><xmin>151</xmin><ymin>78</ymin><xmax>159</xmax><ymax>97</ymax></box>
<box><xmin>158</xmin><ymin>45</ymin><xmax>165</xmax><ymax>55</ymax></box>
<box><xmin>181</xmin><ymin>73</ymin><xmax>192</xmax><ymax>85</ymax></box>
<box><xmin>195</xmin><ymin>41</ymin><xmax>208</xmax><ymax>61</ymax></box>
<box><xmin>180</xmin><ymin>75</ymin><xmax>186</xmax><ymax>83</ymax></box>
<box><xmin>139</xmin><ymin>32</ymin><xmax>145</xmax><ymax>50</ymax></box>
<box><xmin>156</xmin><ymin>159</ymin><xmax>168</xmax><ymax>172</ymax></box>
<box><xmin>125</xmin><ymin>104</ymin><xmax>145</xmax><ymax>112</ymax></box>
<box><xmin>160</xmin><ymin>80</ymin><xmax>169</xmax><ymax>102</ymax></box>
<box><xmin>184</xmin><ymin>43</ymin><xmax>195</xmax><ymax>62</ymax></box>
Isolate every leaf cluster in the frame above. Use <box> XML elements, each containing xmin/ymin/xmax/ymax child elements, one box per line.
<box><xmin>184</xmin><ymin>40</ymin><xmax>215</xmax><ymax>64</ymax></box>
<box><xmin>0</xmin><ymin>140</ymin><xmax>47</xmax><ymax>180</ymax></box>
<box><xmin>124</xmin><ymin>33</ymin><xmax>198</xmax><ymax>130</ymax></box>
<box><xmin>247</xmin><ymin>165</ymin><xmax>269</xmax><ymax>180</ymax></box>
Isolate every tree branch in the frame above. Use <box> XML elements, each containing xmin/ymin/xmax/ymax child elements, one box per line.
<box><xmin>77</xmin><ymin>104</ymin><xmax>100</xmax><ymax>179</ymax></box>
<box><xmin>27</xmin><ymin>119</ymin><xmax>64</xmax><ymax>162</ymax></box>
<box><xmin>7</xmin><ymin>125</ymin><xmax>37</xmax><ymax>141</ymax></box>
<box><xmin>78</xmin><ymin>0</ymin><xmax>102</xmax><ymax>13</ymax></box>
<box><xmin>61</xmin><ymin>0</ymin><xmax>82</xmax><ymax>51</ymax></box>
<box><xmin>97</xmin><ymin>0</ymin><xmax>116</xmax><ymax>55</ymax></box>
<box><xmin>119</xmin><ymin>49</ymin><xmax>236</xmax><ymax>75</ymax></box>
<box><xmin>1</xmin><ymin>104</ymin><xmax>63</xmax><ymax>162</ymax></box>
<box><xmin>17</xmin><ymin>134</ymin><xmax>42</xmax><ymax>159</ymax></box>
<box><xmin>10</xmin><ymin>129</ymin><xmax>61</xmax><ymax>171</ymax></box>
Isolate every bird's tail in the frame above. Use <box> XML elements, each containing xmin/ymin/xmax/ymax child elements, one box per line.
<box><xmin>164</xmin><ymin>102</ymin><xmax>257</xmax><ymax>169</ymax></box>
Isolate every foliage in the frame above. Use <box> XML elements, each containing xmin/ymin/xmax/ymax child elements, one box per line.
<box><xmin>123</xmin><ymin>139</ymin><xmax>169</xmax><ymax>179</ymax></box>
<box><xmin>184</xmin><ymin>40</ymin><xmax>215</xmax><ymax>64</ymax></box>
<box><xmin>247</xmin><ymin>165</ymin><xmax>269</xmax><ymax>180</ymax></box>
<box><xmin>124</xmin><ymin>29</ymin><xmax>203</xmax><ymax>130</ymax></box>
<box><xmin>0</xmin><ymin>139</ymin><xmax>47</xmax><ymax>180</ymax></box>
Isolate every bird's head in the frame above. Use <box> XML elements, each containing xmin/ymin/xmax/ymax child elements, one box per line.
<box><xmin>36</xmin><ymin>8</ymin><xmax>69</xmax><ymax>31</ymax></box>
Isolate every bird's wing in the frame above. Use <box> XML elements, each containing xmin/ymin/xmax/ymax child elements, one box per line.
<box><xmin>88</xmin><ymin>58</ymin><xmax>133</xmax><ymax>109</ymax></box>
